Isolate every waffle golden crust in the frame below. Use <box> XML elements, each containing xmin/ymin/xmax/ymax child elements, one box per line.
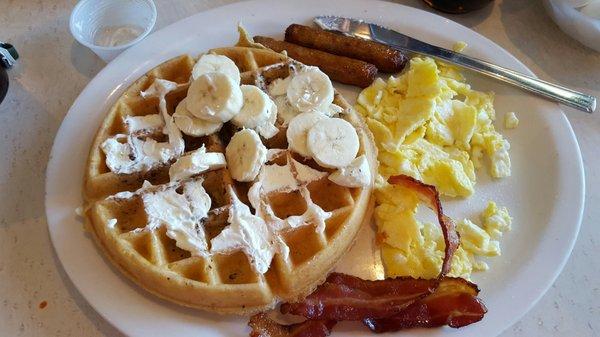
<box><xmin>82</xmin><ymin>46</ymin><xmax>377</xmax><ymax>315</ymax></box>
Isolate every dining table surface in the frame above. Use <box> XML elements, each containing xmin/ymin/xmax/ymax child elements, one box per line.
<box><xmin>0</xmin><ymin>0</ymin><xmax>598</xmax><ymax>336</ymax></box>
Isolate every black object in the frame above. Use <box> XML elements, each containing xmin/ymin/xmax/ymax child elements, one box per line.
<box><xmin>0</xmin><ymin>42</ymin><xmax>19</xmax><ymax>68</ymax></box>
<box><xmin>0</xmin><ymin>42</ymin><xmax>18</xmax><ymax>105</ymax></box>
<box><xmin>0</xmin><ymin>66</ymin><xmax>7</xmax><ymax>104</ymax></box>
<box><xmin>422</xmin><ymin>0</ymin><xmax>493</xmax><ymax>14</ymax></box>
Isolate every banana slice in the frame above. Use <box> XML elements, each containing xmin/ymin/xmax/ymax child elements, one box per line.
<box><xmin>255</xmin><ymin>101</ymin><xmax>279</xmax><ymax>139</ymax></box>
<box><xmin>173</xmin><ymin>98</ymin><xmax>223</xmax><ymax>136</ymax></box>
<box><xmin>232</xmin><ymin>85</ymin><xmax>279</xmax><ymax>139</ymax></box>
<box><xmin>328</xmin><ymin>155</ymin><xmax>371</xmax><ymax>187</ymax></box>
<box><xmin>187</xmin><ymin>72</ymin><xmax>243</xmax><ymax>123</ymax></box>
<box><xmin>286</xmin><ymin>112</ymin><xmax>327</xmax><ymax>157</ymax></box>
<box><xmin>192</xmin><ymin>54</ymin><xmax>241</xmax><ymax>84</ymax></box>
<box><xmin>273</xmin><ymin>95</ymin><xmax>300</xmax><ymax>126</ymax></box>
<box><xmin>287</xmin><ymin>67</ymin><xmax>334</xmax><ymax>113</ymax></box>
<box><xmin>225</xmin><ymin>129</ymin><xmax>267</xmax><ymax>182</ymax></box>
<box><xmin>232</xmin><ymin>85</ymin><xmax>273</xmax><ymax>128</ymax></box>
<box><xmin>306</xmin><ymin>117</ymin><xmax>359</xmax><ymax>168</ymax></box>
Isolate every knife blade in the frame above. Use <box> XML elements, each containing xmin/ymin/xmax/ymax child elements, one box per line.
<box><xmin>314</xmin><ymin>16</ymin><xmax>596</xmax><ymax>113</ymax></box>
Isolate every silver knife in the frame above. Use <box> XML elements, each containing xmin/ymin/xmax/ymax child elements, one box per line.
<box><xmin>314</xmin><ymin>16</ymin><xmax>596</xmax><ymax>113</ymax></box>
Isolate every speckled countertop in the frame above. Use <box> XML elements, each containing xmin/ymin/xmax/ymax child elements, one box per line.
<box><xmin>0</xmin><ymin>0</ymin><xmax>598</xmax><ymax>336</ymax></box>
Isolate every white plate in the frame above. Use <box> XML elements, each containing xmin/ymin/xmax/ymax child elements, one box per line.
<box><xmin>543</xmin><ymin>0</ymin><xmax>600</xmax><ymax>52</ymax></box>
<box><xmin>45</xmin><ymin>0</ymin><xmax>585</xmax><ymax>336</ymax></box>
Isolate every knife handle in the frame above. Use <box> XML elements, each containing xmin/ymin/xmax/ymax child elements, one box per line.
<box><xmin>416</xmin><ymin>46</ymin><xmax>596</xmax><ymax>113</ymax></box>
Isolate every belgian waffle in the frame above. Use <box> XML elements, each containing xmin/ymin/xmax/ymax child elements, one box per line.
<box><xmin>82</xmin><ymin>46</ymin><xmax>377</xmax><ymax>314</ymax></box>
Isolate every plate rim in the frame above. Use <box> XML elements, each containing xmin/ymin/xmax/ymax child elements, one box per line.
<box><xmin>45</xmin><ymin>0</ymin><xmax>585</xmax><ymax>336</ymax></box>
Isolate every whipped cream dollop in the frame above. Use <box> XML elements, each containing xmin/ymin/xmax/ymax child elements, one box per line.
<box><xmin>257</xmin><ymin>156</ymin><xmax>326</xmax><ymax>194</ymax></box>
<box><xmin>101</xmin><ymin>79</ymin><xmax>185</xmax><ymax>174</ymax></box>
<box><xmin>142</xmin><ymin>79</ymin><xmax>185</xmax><ymax>154</ymax></box>
<box><xmin>210</xmin><ymin>186</ymin><xmax>278</xmax><ymax>274</ymax></box>
<box><xmin>107</xmin><ymin>178</ymin><xmax>213</xmax><ymax>257</ymax></box>
<box><xmin>102</xmin><ymin>135</ymin><xmax>181</xmax><ymax>174</ymax></box>
<box><xmin>285</xmin><ymin>187</ymin><xmax>331</xmax><ymax>233</ymax></box>
<box><xmin>204</xmin><ymin>153</ymin><xmax>332</xmax><ymax>270</ymax></box>
<box><xmin>124</xmin><ymin>114</ymin><xmax>163</xmax><ymax>134</ymax></box>
<box><xmin>108</xmin><ymin>180</ymin><xmax>154</xmax><ymax>200</ymax></box>
<box><xmin>142</xmin><ymin>179</ymin><xmax>211</xmax><ymax>257</ymax></box>
<box><xmin>248</xmin><ymin>153</ymin><xmax>331</xmax><ymax>234</ymax></box>
<box><xmin>169</xmin><ymin>145</ymin><xmax>227</xmax><ymax>182</ymax></box>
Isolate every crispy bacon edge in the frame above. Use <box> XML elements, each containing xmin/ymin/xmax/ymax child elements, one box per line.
<box><xmin>387</xmin><ymin>175</ymin><xmax>460</xmax><ymax>278</ymax></box>
<box><xmin>363</xmin><ymin>277</ymin><xmax>487</xmax><ymax>332</ymax></box>
<box><xmin>280</xmin><ymin>273</ymin><xmax>438</xmax><ymax>320</ymax></box>
<box><xmin>249</xmin><ymin>313</ymin><xmax>336</xmax><ymax>337</ymax></box>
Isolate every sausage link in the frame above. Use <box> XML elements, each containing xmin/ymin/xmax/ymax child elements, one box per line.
<box><xmin>254</xmin><ymin>36</ymin><xmax>377</xmax><ymax>88</ymax></box>
<box><xmin>285</xmin><ymin>24</ymin><xmax>407</xmax><ymax>73</ymax></box>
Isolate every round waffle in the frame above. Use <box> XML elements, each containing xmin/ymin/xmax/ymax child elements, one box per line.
<box><xmin>82</xmin><ymin>46</ymin><xmax>377</xmax><ymax>314</ymax></box>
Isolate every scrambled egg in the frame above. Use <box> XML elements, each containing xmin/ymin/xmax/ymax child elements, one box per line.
<box><xmin>375</xmin><ymin>179</ymin><xmax>512</xmax><ymax>279</ymax></box>
<box><xmin>356</xmin><ymin>57</ymin><xmax>511</xmax><ymax>198</ymax></box>
<box><xmin>482</xmin><ymin>201</ymin><xmax>512</xmax><ymax>239</ymax></box>
<box><xmin>505</xmin><ymin>112</ymin><xmax>519</xmax><ymax>129</ymax></box>
<box><xmin>453</xmin><ymin>41</ymin><xmax>468</xmax><ymax>53</ymax></box>
<box><xmin>357</xmin><ymin>56</ymin><xmax>514</xmax><ymax>279</ymax></box>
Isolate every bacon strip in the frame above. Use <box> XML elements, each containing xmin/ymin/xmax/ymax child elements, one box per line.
<box><xmin>281</xmin><ymin>273</ymin><xmax>438</xmax><ymax>320</ymax></box>
<box><xmin>387</xmin><ymin>175</ymin><xmax>460</xmax><ymax>278</ymax></box>
<box><xmin>363</xmin><ymin>277</ymin><xmax>487</xmax><ymax>333</ymax></box>
<box><xmin>249</xmin><ymin>313</ymin><xmax>336</xmax><ymax>337</ymax></box>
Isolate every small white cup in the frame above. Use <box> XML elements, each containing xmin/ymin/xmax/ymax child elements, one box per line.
<box><xmin>70</xmin><ymin>0</ymin><xmax>157</xmax><ymax>62</ymax></box>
